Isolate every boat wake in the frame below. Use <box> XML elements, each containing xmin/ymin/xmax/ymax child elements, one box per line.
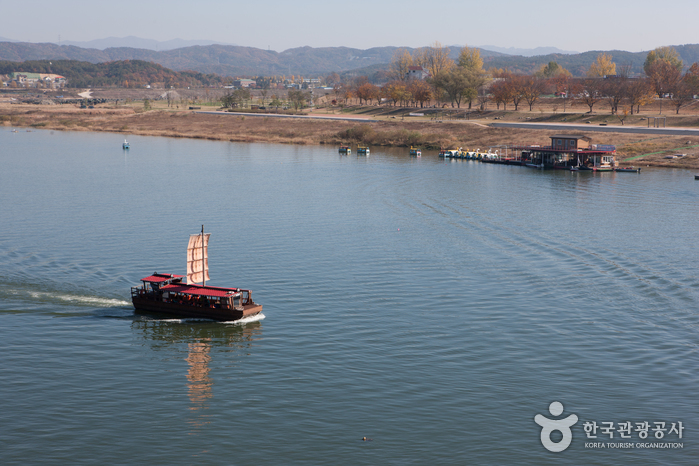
<box><xmin>39</xmin><ymin>292</ymin><xmax>130</xmax><ymax>307</ymax></box>
<box><xmin>1</xmin><ymin>284</ymin><xmax>131</xmax><ymax>309</ymax></box>
<box><xmin>222</xmin><ymin>312</ymin><xmax>266</xmax><ymax>325</ymax></box>
<box><xmin>139</xmin><ymin>313</ymin><xmax>265</xmax><ymax>325</ymax></box>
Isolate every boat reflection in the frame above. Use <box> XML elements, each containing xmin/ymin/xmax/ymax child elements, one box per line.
<box><xmin>131</xmin><ymin>319</ymin><xmax>262</xmax><ymax>428</ymax></box>
<box><xmin>186</xmin><ymin>340</ymin><xmax>213</xmax><ymax>408</ymax></box>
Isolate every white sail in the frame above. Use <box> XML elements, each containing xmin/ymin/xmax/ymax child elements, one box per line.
<box><xmin>186</xmin><ymin>233</ymin><xmax>210</xmax><ymax>285</ymax></box>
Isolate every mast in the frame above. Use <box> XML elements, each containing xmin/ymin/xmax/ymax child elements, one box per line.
<box><xmin>201</xmin><ymin>225</ymin><xmax>205</xmax><ymax>287</ymax></box>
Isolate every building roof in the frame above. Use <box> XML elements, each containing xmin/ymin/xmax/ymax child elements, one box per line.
<box><xmin>161</xmin><ymin>283</ymin><xmax>240</xmax><ymax>297</ymax></box>
<box><xmin>10</xmin><ymin>72</ymin><xmax>42</xmax><ymax>79</ymax></box>
<box><xmin>550</xmin><ymin>135</ymin><xmax>591</xmax><ymax>141</ymax></box>
<box><xmin>408</xmin><ymin>66</ymin><xmax>424</xmax><ymax>71</ymax></box>
<box><xmin>516</xmin><ymin>145</ymin><xmax>614</xmax><ymax>154</ymax></box>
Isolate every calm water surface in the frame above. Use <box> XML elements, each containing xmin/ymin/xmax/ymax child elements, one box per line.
<box><xmin>1</xmin><ymin>129</ymin><xmax>697</xmax><ymax>465</ymax></box>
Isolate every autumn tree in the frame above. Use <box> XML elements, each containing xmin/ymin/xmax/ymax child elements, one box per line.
<box><xmin>685</xmin><ymin>62</ymin><xmax>699</xmax><ymax>95</ymax></box>
<box><xmin>645</xmin><ymin>60</ymin><xmax>682</xmax><ymax>113</ymax></box>
<box><xmin>536</xmin><ymin>61</ymin><xmax>572</xmax><ymax>79</ymax></box>
<box><xmin>408</xmin><ymin>79</ymin><xmax>432</xmax><ymax>108</ymax></box>
<box><xmin>626</xmin><ymin>78</ymin><xmax>654</xmax><ymax>114</ymax></box>
<box><xmin>384</xmin><ymin>81</ymin><xmax>408</xmax><ymax>106</ymax></box>
<box><xmin>356</xmin><ymin>82</ymin><xmax>380</xmax><ymax>105</ymax></box>
<box><xmin>432</xmin><ymin>68</ymin><xmax>470</xmax><ymax>108</ymax></box>
<box><xmin>587</xmin><ymin>53</ymin><xmax>616</xmax><ymax>77</ymax></box>
<box><xmin>457</xmin><ymin>45</ymin><xmax>489</xmax><ymax>109</ymax></box>
<box><xmin>390</xmin><ymin>48</ymin><xmax>414</xmax><ymax>82</ymax></box>
<box><xmin>644</xmin><ymin>47</ymin><xmax>683</xmax><ymax>75</ymax></box>
<box><xmin>420</xmin><ymin>41</ymin><xmax>454</xmax><ymax>79</ymax></box>
<box><xmin>644</xmin><ymin>47</ymin><xmax>684</xmax><ymax>114</ymax></box>
<box><xmin>458</xmin><ymin>46</ymin><xmax>483</xmax><ymax>74</ymax></box>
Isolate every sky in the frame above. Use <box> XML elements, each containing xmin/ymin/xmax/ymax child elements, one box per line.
<box><xmin>2</xmin><ymin>0</ymin><xmax>698</xmax><ymax>53</ymax></box>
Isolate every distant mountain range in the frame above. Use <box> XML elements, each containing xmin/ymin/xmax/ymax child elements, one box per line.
<box><xmin>478</xmin><ymin>45</ymin><xmax>579</xmax><ymax>57</ymax></box>
<box><xmin>1</xmin><ymin>39</ymin><xmax>698</xmax><ymax>79</ymax></box>
<box><xmin>2</xmin><ymin>36</ymin><xmax>574</xmax><ymax>56</ymax></box>
<box><xmin>58</xmin><ymin>36</ymin><xmax>235</xmax><ymax>51</ymax></box>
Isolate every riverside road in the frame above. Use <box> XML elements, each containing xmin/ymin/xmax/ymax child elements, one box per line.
<box><xmin>490</xmin><ymin>122</ymin><xmax>699</xmax><ymax>136</ymax></box>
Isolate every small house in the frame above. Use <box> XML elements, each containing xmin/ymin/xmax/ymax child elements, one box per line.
<box><xmin>407</xmin><ymin>66</ymin><xmax>430</xmax><ymax>80</ymax></box>
<box><xmin>550</xmin><ymin>135</ymin><xmax>591</xmax><ymax>151</ymax></box>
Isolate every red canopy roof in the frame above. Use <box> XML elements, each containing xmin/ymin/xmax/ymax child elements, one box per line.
<box><xmin>161</xmin><ymin>283</ymin><xmax>239</xmax><ymax>298</ymax></box>
<box><xmin>141</xmin><ymin>273</ymin><xmax>185</xmax><ymax>283</ymax></box>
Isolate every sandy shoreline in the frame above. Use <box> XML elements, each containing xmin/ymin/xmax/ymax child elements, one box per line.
<box><xmin>2</xmin><ymin>103</ymin><xmax>699</xmax><ymax>169</ymax></box>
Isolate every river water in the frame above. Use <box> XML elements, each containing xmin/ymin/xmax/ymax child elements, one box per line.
<box><xmin>1</xmin><ymin>129</ymin><xmax>697</xmax><ymax>465</ymax></box>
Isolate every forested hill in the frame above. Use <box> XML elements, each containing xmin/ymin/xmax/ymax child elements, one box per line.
<box><xmin>0</xmin><ymin>42</ymin><xmax>504</xmax><ymax>77</ymax></box>
<box><xmin>0</xmin><ymin>60</ymin><xmax>225</xmax><ymax>88</ymax></box>
<box><xmin>482</xmin><ymin>44</ymin><xmax>699</xmax><ymax>75</ymax></box>
<box><xmin>1</xmin><ymin>41</ymin><xmax>698</xmax><ymax>78</ymax></box>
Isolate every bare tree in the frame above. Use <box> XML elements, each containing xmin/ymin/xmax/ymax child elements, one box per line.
<box><xmin>507</xmin><ymin>75</ymin><xmax>525</xmax><ymax>111</ymax></box>
<box><xmin>601</xmin><ymin>76</ymin><xmax>627</xmax><ymax>115</ymax></box>
<box><xmin>490</xmin><ymin>79</ymin><xmax>512</xmax><ymax>110</ymax></box>
<box><xmin>521</xmin><ymin>76</ymin><xmax>545</xmax><ymax>111</ymax></box>
<box><xmin>579</xmin><ymin>78</ymin><xmax>603</xmax><ymax>113</ymax></box>
<box><xmin>669</xmin><ymin>73</ymin><xmax>697</xmax><ymax>114</ymax></box>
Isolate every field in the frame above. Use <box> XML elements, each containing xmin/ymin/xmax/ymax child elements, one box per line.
<box><xmin>2</xmin><ymin>87</ymin><xmax>699</xmax><ymax>169</ymax></box>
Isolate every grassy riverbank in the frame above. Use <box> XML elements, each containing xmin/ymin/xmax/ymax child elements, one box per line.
<box><xmin>2</xmin><ymin>102</ymin><xmax>699</xmax><ymax>169</ymax></box>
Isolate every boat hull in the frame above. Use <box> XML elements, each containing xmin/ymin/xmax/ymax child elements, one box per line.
<box><xmin>132</xmin><ymin>296</ymin><xmax>262</xmax><ymax>321</ymax></box>
<box><xmin>615</xmin><ymin>168</ymin><xmax>641</xmax><ymax>173</ymax></box>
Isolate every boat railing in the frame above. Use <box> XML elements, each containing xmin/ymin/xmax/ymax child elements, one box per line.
<box><xmin>131</xmin><ymin>287</ymin><xmax>158</xmax><ymax>300</ymax></box>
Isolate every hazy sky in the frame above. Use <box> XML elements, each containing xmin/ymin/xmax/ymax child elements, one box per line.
<box><xmin>3</xmin><ymin>0</ymin><xmax>698</xmax><ymax>53</ymax></box>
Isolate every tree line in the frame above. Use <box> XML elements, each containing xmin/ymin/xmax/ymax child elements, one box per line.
<box><xmin>0</xmin><ymin>59</ymin><xmax>226</xmax><ymax>88</ymax></box>
<box><xmin>323</xmin><ymin>45</ymin><xmax>699</xmax><ymax>116</ymax></box>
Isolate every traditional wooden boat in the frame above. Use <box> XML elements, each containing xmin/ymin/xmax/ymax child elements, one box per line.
<box><xmin>615</xmin><ymin>167</ymin><xmax>641</xmax><ymax>173</ymax></box>
<box><xmin>338</xmin><ymin>145</ymin><xmax>351</xmax><ymax>154</ymax></box>
<box><xmin>131</xmin><ymin>226</ymin><xmax>262</xmax><ymax>321</ymax></box>
<box><xmin>409</xmin><ymin>146</ymin><xmax>422</xmax><ymax>156</ymax></box>
<box><xmin>357</xmin><ymin>146</ymin><xmax>370</xmax><ymax>155</ymax></box>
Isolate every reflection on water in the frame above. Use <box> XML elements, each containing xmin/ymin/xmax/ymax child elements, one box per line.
<box><xmin>186</xmin><ymin>340</ymin><xmax>212</xmax><ymax>408</ymax></box>
<box><xmin>131</xmin><ymin>319</ymin><xmax>262</xmax><ymax>428</ymax></box>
